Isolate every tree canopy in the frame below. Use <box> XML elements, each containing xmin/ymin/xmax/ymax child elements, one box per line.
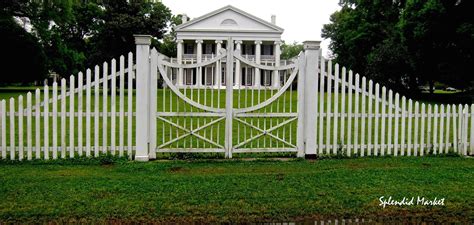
<box><xmin>0</xmin><ymin>0</ymin><xmax>173</xmax><ymax>84</ymax></box>
<box><xmin>322</xmin><ymin>0</ymin><xmax>473</xmax><ymax>93</ymax></box>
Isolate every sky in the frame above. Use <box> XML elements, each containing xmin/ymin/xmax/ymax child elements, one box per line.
<box><xmin>161</xmin><ymin>0</ymin><xmax>341</xmax><ymax>57</ymax></box>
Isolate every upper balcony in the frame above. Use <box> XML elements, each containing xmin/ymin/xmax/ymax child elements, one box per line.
<box><xmin>180</xmin><ymin>54</ymin><xmax>278</xmax><ymax>62</ymax></box>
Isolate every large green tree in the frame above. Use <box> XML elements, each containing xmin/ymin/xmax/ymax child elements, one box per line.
<box><xmin>322</xmin><ymin>0</ymin><xmax>473</xmax><ymax>93</ymax></box>
<box><xmin>87</xmin><ymin>0</ymin><xmax>172</xmax><ymax>66</ymax></box>
<box><xmin>0</xmin><ymin>16</ymin><xmax>47</xmax><ymax>85</ymax></box>
<box><xmin>1</xmin><ymin>0</ymin><xmax>173</xmax><ymax>83</ymax></box>
<box><xmin>399</xmin><ymin>0</ymin><xmax>474</xmax><ymax>92</ymax></box>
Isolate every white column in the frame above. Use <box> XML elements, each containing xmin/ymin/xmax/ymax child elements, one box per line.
<box><xmin>273</xmin><ymin>40</ymin><xmax>282</xmax><ymax>88</ymax></box>
<box><xmin>254</xmin><ymin>40</ymin><xmax>262</xmax><ymax>88</ymax></box>
<box><xmin>196</xmin><ymin>39</ymin><xmax>203</xmax><ymax>87</ymax></box>
<box><xmin>177</xmin><ymin>39</ymin><xmax>184</xmax><ymax>87</ymax></box>
<box><xmin>134</xmin><ymin>35</ymin><xmax>152</xmax><ymax>162</ymax></box>
<box><xmin>298</xmin><ymin>40</ymin><xmax>321</xmax><ymax>158</ymax></box>
<box><xmin>215</xmin><ymin>40</ymin><xmax>223</xmax><ymax>88</ymax></box>
<box><xmin>235</xmin><ymin>40</ymin><xmax>242</xmax><ymax>88</ymax></box>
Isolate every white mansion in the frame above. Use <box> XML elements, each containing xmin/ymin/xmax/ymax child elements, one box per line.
<box><xmin>170</xmin><ymin>5</ymin><xmax>288</xmax><ymax>89</ymax></box>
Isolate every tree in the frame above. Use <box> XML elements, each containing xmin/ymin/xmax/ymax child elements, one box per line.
<box><xmin>1</xmin><ymin>0</ymin><xmax>174</xmax><ymax>81</ymax></box>
<box><xmin>87</xmin><ymin>0</ymin><xmax>172</xmax><ymax>66</ymax></box>
<box><xmin>322</xmin><ymin>0</ymin><xmax>409</xmax><ymax>91</ymax></box>
<box><xmin>280</xmin><ymin>42</ymin><xmax>303</xmax><ymax>60</ymax></box>
<box><xmin>0</xmin><ymin>16</ymin><xmax>47</xmax><ymax>85</ymax></box>
<box><xmin>399</xmin><ymin>0</ymin><xmax>474</xmax><ymax>92</ymax></box>
<box><xmin>323</xmin><ymin>0</ymin><xmax>473</xmax><ymax>93</ymax></box>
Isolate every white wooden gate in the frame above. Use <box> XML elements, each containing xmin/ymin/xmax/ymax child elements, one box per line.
<box><xmin>149</xmin><ymin>38</ymin><xmax>302</xmax><ymax>158</ymax></box>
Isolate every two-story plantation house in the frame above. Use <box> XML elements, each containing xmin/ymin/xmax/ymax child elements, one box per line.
<box><xmin>170</xmin><ymin>5</ymin><xmax>288</xmax><ymax>89</ymax></box>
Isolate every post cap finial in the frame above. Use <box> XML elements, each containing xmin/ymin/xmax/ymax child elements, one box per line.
<box><xmin>303</xmin><ymin>41</ymin><xmax>321</xmax><ymax>50</ymax></box>
<box><xmin>134</xmin><ymin>35</ymin><xmax>152</xmax><ymax>45</ymax></box>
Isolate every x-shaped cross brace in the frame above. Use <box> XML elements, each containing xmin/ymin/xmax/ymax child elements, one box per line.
<box><xmin>156</xmin><ymin>116</ymin><xmax>225</xmax><ymax>149</ymax></box>
<box><xmin>233</xmin><ymin>117</ymin><xmax>297</xmax><ymax>149</ymax></box>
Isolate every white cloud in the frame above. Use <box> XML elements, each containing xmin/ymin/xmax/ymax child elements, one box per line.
<box><xmin>161</xmin><ymin>0</ymin><xmax>340</xmax><ymax>57</ymax></box>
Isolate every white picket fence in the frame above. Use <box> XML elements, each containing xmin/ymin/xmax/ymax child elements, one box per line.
<box><xmin>0</xmin><ymin>53</ymin><xmax>136</xmax><ymax>160</ymax></box>
<box><xmin>0</xmin><ymin>36</ymin><xmax>472</xmax><ymax>161</ymax></box>
<box><xmin>314</xmin><ymin>54</ymin><xmax>474</xmax><ymax>157</ymax></box>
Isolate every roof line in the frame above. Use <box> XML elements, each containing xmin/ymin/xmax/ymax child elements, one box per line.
<box><xmin>175</xmin><ymin>5</ymin><xmax>284</xmax><ymax>32</ymax></box>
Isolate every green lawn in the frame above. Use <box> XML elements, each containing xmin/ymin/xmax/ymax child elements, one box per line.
<box><xmin>0</xmin><ymin>156</ymin><xmax>472</xmax><ymax>223</ymax></box>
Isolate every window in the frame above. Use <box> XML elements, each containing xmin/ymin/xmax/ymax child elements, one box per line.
<box><xmin>184</xmin><ymin>43</ymin><xmax>194</xmax><ymax>54</ymax></box>
<box><xmin>204</xmin><ymin>43</ymin><xmax>214</xmax><ymax>54</ymax></box>
<box><xmin>262</xmin><ymin>45</ymin><xmax>273</xmax><ymax>55</ymax></box>
<box><xmin>220</xmin><ymin>19</ymin><xmax>238</xmax><ymax>26</ymax></box>
<box><xmin>243</xmin><ymin>44</ymin><xmax>254</xmax><ymax>55</ymax></box>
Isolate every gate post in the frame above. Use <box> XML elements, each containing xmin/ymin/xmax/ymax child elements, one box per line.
<box><xmin>225</xmin><ymin>38</ymin><xmax>234</xmax><ymax>158</ymax></box>
<box><xmin>297</xmin><ymin>41</ymin><xmax>321</xmax><ymax>158</ymax></box>
<box><xmin>134</xmin><ymin>35</ymin><xmax>152</xmax><ymax>161</ymax></box>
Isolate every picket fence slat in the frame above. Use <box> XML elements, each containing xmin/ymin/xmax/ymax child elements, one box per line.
<box><xmin>319</xmin><ymin>57</ymin><xmax>325</xmax><ymax>154</ymax></box>
<box><xmin>332</xmin><ymin>64</ymin><xmax>339</xmax><ymax>154</ymax></box>
<box><xmin>387</xmin><ymin>90</ymin><xmax>393</xmax><ymax>155</ymax></box>
<box><xmin>102</xmin><ymin>62</ymin><xmax>108</xmax><ymax>154</ymax></box>
<box><xmin>374</xmin><ymin>83</ymin><xmax>379</xmax><ymax>156</ymax></box>
<box><xmin>86</xmin><ymin>70</ymin><xmax>92</xmax><ymax>157</ymax></box>
<box><xmin>1</xmin><ymin>100</ymin><xmax>6</xmax><ymax>159</ymax></box>
<box><xmin>354</xmin><ymin>74</ymin><xmax>359</xmax><ymax>155</ymax></box>
<box><xmin>407</xmin><ymin>99</ymin><xmax>412</xmax><ymax>156</ymax></box>
<box><xmin>26</xmin><ymin>93</ymin><xmax>32</xmax><ymax>160</ymax></box>
<box><xmin>44</xmin><ymin>86</ymin><xmax>49</xmax><ymax>160</ymax></box>
<box><xmin>452</xmin><ymin>105</ymin><xmax>457</xmax><ymax>153</ymax></box>
<box><xmin>35</xmin><ymin>89</ymin><xmax>41</xmax><ymax>159</ymax></box>
<box><xmin>326</xmin><ymin>60</ymin><xmax>332</xmax><ymax>155</ymax></box>
<box><xmin>346</xmin><ymin>70</ymin><xmax>353</xmax><ymax>156</ymax></box>
<box><xmin>52</xmin><ymin>82</ymin><xmax>58</xmax><ymax>159</ymax></box>
<box><xmin>394</xmin><ymin>93</ymin><xmax>399</xmax><ymax>156</ymax></box>
<box><xmin>360</xmin><ymin>77</ymin><xmax>366</xmax><ymax>157</ymax></box>
<box><xmin>368</xmin><ymin>80</ymin><xmax>373</xmax><ymax>155</ymax></box>
<box><xmin>433</xmin><ymin>105</ymin><xmax>439</xmax><ymax>154</ymax></box>
<box><xmin>61</xmin><ymin>79</ymin><xmax>67</xmax><ymax>158</ymax></box>
<box><xmin>19</xmin><ymin>96</ymin><xmax>24</xmax><ymax>160</ymax></box>
<box><xmin>111</xmin><ymin>59</ymin><xmax>117</xmax><ymax>155</ymax></box>
<box><xmin>462</xmin><ymin>105</ymin><xmax>468</xmax><ymax>155</ymax></box>
<box><xmin>69</xmin><ymin>76</ymin><xmax>75</xmax><ymax>158</ymax></box>
<box><xmin>457</xmin><ymin>104</ymin><xmax>462</xmax><ymax>152</ymax></box>
<box><xmin>414</xmin><ymin>102</ymin><xmax>419</xmax><ymax>156</ymax></box>
<box><xmin>119</xmin><ymin>56</ymin><xmax>125</xmax><ymax>157</ymax></box>
<box><xmin>94</xmin><ymin>66</ymin><xmax>100</xmax><ymax>157</ymax></box>
<box><xmin>401</xmin><ymin>97</ymin><xmax>406</xmax><ymax>156</ymax></box>
<box><xmin>446</xmin><ymin>105</ymin><xmax>451</xmax><ymax>154</ymax></box>
<box><xmin>127</xmin><ymin>52</ymin><xmax>133</xmax><ymax>158</ymax></box>
<box><xmin>340</xmin><ymin>67</ymin><xmax>346</xmax><ymax>151</ymax></box>
<box><xmin>470</xmin><ymin>104</ymin><xmax>474</xmax><ymax>155</ymax></box>
<box><xmin>380</xmin><ymin>87</ymin><xmax>386</xmax><ymax>156</ymax></box>
<box><xmin>420</xmin><ymin>103</ymin><xmax>425</xmax><ymax>156</ymax></box>
<box><xmin>439</xmin><ymin>105</ymin><xmax>444</xmax><ymax>154</ymax></box>
<box><xmin>10</xmin><ymin>98</ymin><xmax>15</xmax><ymax>160</ymax></box>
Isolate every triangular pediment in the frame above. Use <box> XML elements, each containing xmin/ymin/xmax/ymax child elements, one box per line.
<box><xmin>176</xmin><ymin>5</ymin><xmax>284</xmax><ymax>33</ymax></box>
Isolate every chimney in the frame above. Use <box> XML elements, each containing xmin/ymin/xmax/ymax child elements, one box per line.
<box><xmin>182</xmin><ymin>14</ymin><xmax>188</xmax><ymax>23</ymax></box>
<box><xmin>271</xmin><ymin>15</ymin><xmax>276</xmax><ymax>24</ymax></box>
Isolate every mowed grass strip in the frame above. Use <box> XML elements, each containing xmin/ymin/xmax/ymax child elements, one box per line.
<box><xmin>0</xmin><ymin>156</ymin><xmax>472</xmax><ymax>223</ymax></box>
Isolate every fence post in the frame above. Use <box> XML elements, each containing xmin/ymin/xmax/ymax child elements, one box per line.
<box><xmin>134</xmin><ymin>35</ymin><xmax>152</xmax><ymax>161</ymax></box>
<box><xmin>297</xmin><ymin>41</ymin><xmax>320</xmax><ymax>158</ymax></box>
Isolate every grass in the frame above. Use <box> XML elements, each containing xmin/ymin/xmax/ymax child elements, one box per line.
<box><xmin>0</xmin><ymin>156</ymin><xmax>472</xmax><ymax>223</ymax></box>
